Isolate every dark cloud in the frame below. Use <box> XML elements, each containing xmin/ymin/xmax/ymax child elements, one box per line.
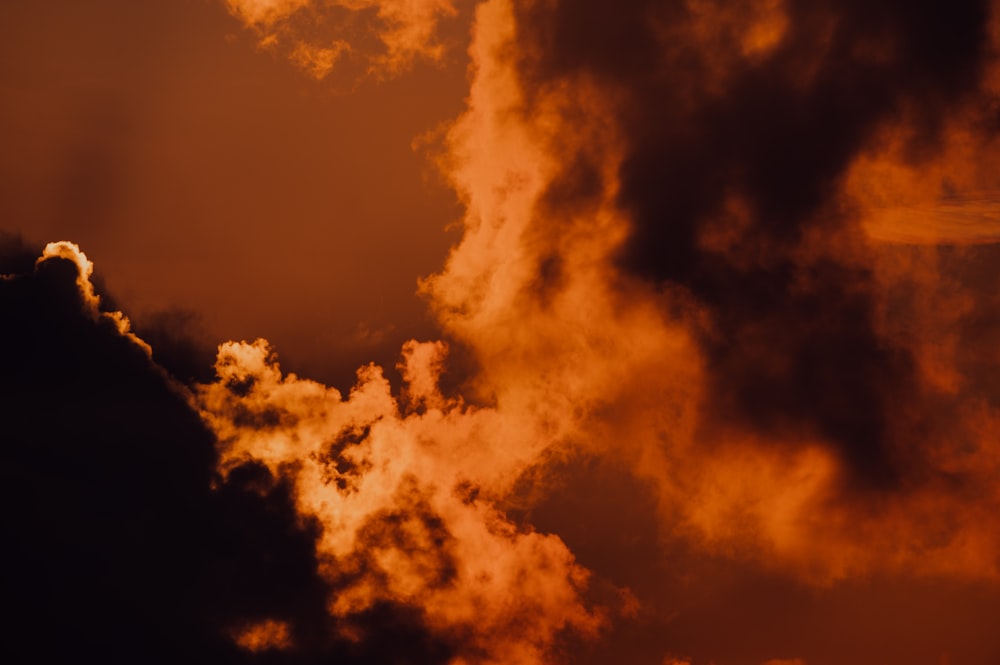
<box><xmin>0</xmin><ymin>231</ymin><xmax>39</xmax><ymax>274</ymax></box>
<box><xmin>131</xmin><ymin>307</ymin><xmax>220</xmax><ymax>385</ymax></box>
<box><xmin>939</xmin><ymin>243</ymin><xmax>1000</xmax><ymax>404</ymax></box>
<box><xmin>0</xmin><ymin>236</ymin><xmax>453</xmax><ymax>664</ymax></box>
<box><xmin>510</xmin><ymin>0</ymin><xmax>997</xmax><ymax>485</ymax></box>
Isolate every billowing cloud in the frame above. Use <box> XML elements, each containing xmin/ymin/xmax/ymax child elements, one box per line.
<box><xmin>418</xmin><ymin>0</ymin><xmax>1000</xmax><ymax>585</ymax></box>
<box><xmin>196</xmin><ymin>337</ymin><xmax>604</xmax><ymax>664</ymax></box>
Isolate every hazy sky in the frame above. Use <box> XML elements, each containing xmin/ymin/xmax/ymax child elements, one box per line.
<box><xmin>4</xmin><ymin>1</ymin><xmax>1000</xmax><ymax>664</ymax></box>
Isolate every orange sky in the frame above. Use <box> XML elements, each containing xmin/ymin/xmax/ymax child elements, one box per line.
<box><xmin>4</xmin><ymin>1</ymin><xmax>1000</xmax><ymax>664</ymax></box>
<box><xmin>0</xmin><ymin>0</ymin><xmax>469</xmax><ymax>388</ymax></box>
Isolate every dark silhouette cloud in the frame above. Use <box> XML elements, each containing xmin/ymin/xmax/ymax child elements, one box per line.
<box><xmin>131</xmin><ymin>307</ymin><xmax>220</xmax><ymax>386</ymax></box>
<box><xmin>0</xmin><ymin>235</ymin><xmax>453</xmax><ymax>664</ymax></box>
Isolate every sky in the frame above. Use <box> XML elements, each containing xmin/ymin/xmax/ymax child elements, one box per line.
<box><xmin>3</xmin><ymin>1</ymin><xmax>1000</xmax><ymax>664</ymax></box>
<box><xmin>0</xmin><ymin>0</ymin><xmax>470</xmax><ymax>388</ymax></box>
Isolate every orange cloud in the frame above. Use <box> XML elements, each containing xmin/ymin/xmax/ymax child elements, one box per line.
<box><xmin>223</xmin><ymin>0</ymin><xmax>458</xmax><ymax>80</ymax></box>
<box><xmin>844</xmin><ymin>1</ymin><xmax>1000</xmax><ymax>246</ymax></box>
<box><xmin>196</xmin><ymin>337</ymin><xmax>604</xmax><ymax>663</ymax></box>
<box><xmin>418</xmin><ymin>0</ymin><xmax>1000</xmax><ymax>587</ymax></box>
<box><xmin>225</xmin><ymin>0</ymin><xmax>311</xmax><ymax>25</ymax></box>
<box><xmin>232</xmin><ymin>618</ymin><xmax>293</xmax><ymax>652</ymax></box>
<box><xmin>845</xmin><ymin>110</ymin><xmax>1000</xmax><ymax>245</ymax></box>
<box><xmin>137</xmin><ymin>0</ymin><xmax>1000</xmax><ymax>656</ymax></box>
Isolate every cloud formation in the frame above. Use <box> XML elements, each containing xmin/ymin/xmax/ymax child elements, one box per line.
<box><xmin>199</xmin><ymin>0</ymin><xmax>1000</xmax><ymax>658</ymax></box>
<box><xmin>8</xmin><ymin>0</ymin><xmax>1000</xmax><ymax>663</ymax></box>
<box><xmin>420</xmin><ymin>0</ymin><xmax>1000</xmax><ymax>585</ymax></box>
<box><xmin>3</xmin><ymin>238</ymin><xmax>600</xmax><ymax>664</ymax></box>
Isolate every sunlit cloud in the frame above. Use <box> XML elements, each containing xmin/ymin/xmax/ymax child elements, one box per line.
<box><xmin>37</xmin><ymin>241</ymin><xmax>151</xmax><ymax>355</ymax></box>
<box><xmin>223</xmin><ymin>0</ymin><xmax>459</xmax><ymax>79</ymax></box>
<box><xmin>413</xmin><ymin>0</ymin><xmax>1000</xmax><ymax>589</ymax></box>
<box><xmin>218</xmin><ymin>0</ymin><xmax>1000</xmax><ymax>622</ymax></box>
<box><xmin>197</xmin><ymin>337</ymin><xmax>604</xmax><ymax>663</ymax></box>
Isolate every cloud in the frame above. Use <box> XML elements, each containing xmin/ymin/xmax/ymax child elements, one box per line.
<box><xmin>231</xmin><ymin>618</ymin><xmax>293</xmax><ymax>652</ymax></box>
<box><xmin>416</xmin><ymin>0</ymin><xmax>1000</xmax><ymax>585</ymax></box>
<box><xmin>196</xmin><ymin>337</ymin><xmax>605</xmax><ymax>664</ymax></box>
<box><xmin>223</xmin><ymin>0</ymin><xmax>459</xmax><ymax>80</ymax></box>
<box><xmin>501</xmin><ymin>0</ymin><xmax>999</xmax><ymax>484</ymax></box>
<box><xmin>225</xmin><ymin>0</ymin><xmax>312</xmax><ymax>25</ymax></box>
<box><xmin>862</xmin><ymin>195</ymin><xmax>1000</xmax><ymax>245</ymax></box>
<box><xmin>130</xmin><ymin>307</ymin><xmax>219</xmax><ymax>385</ymax></box>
